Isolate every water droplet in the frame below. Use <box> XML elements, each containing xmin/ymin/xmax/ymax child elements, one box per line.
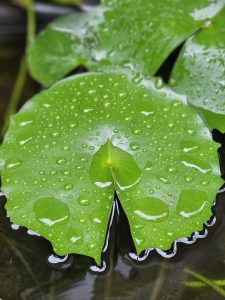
<box><xmin>201</xmin><ymin>180</ymin><xmax>209</xmax><ymax>186</ymax></box>
<box><xmin>16</xmin><ymin>132</ymin><xmax>33</xmax><ymax>145</ymax></box>
<box><xmin>5</xmin><ymin>158</ymin><xmax>22</xmax><ymax>170</ymax></box>
<box><xmin>177</xmin><ymin>190</ymin><xmax>208</xmax><ymax>218</ymax></box>
<box><xmin>62</xmin><ymin>171</ymin><xmax>71</xmax><ymax>176</ymax></box>
<box><xmin>90</xmin><ymin>139</ymin><xmax>142</xmax><ymax>190</ymax></box>
<box><xmin>185</xmin><ymin>176</ymin><xmax>193</xmax><ymax>183</ymax></box>
<box><xmin>63</xmin><ymin>145</ymin><xmax>70</xmax><ymax>151</ymax></box>
<box><xmin>88</xmin><ymin>242</ymin><xmax>97</xmax><ymax>250</ymax></box>
<box><xmin>68</xmin><ymin>229</ymin><xmax>83</xmax><ymax>245</ymax></box>
<box><xmin>78</xmin><ymin>196</ymin><xmax>90</xmax><ymax>206</ymax></box>
<box><xmin>167</xmin><ymin>167</ymin><xmax>177</xmax><ymax>173</ymax></box>
<box><xmin>33</xmin><ymin>197</ymin><xmax>70</xmax><ymax>227</ymax></box>
<box><xmin>145</xmin><ymin>161</ymin><xmax>153</xmax><ymax>171</ymax></box>
<box><xmin>180</xmin><ymin>156</ymin><xmax>211</xmax><ymax>174</ymax></box>
<box><xmin>180</xmin><ymin>140</ymin><xmax>199</xmax><ymax>153</ymax></box>
<box><xmin>154</xmin><ymin>77</ymin><xmax>164</xmax><ymax>89</ymax></box>
<box><xmin>64</xmin><ymin>184</ymin><xmax>73</xmax><ymax>191</ymax></box>
<box><xmin>130</xmin><ymin>142</ymin><xmax>140</xmax><ymax>151</ymax></box>
<box><xmin>134</xmin><ymin>197</ymin><xmax>169</xmax><ymax>222</ymax></box>
<box><xmin>90</xmin><ymin>209</ymin><xmax>105</xmax><ymax>224</ymax></box>
<box><xmin>158</xmin><ymin>177</ymin><xmax>170</xmax><ymax>184</ymax></box>
<box><xmin>50</xmin><ymin>170</ymin><xmax>57</xmax><ymax>175</ymax></box>
<box><xmin>57</xmin><ymin>158</ymin><xmax>67</xmax><ymax>165</ymax></box>
<box><xmin>133</xmin><ymin>129</ymin><xmax>142</xmax><ymax>135</ymax></box>
<box><xmin>52</xmin><ymin>132</ymin><xmax>60</xmax><ymax>138</ymax></box>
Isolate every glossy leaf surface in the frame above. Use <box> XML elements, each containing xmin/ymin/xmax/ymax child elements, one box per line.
<box><xmin>170</xmin><ymin>9</ymin><xmax>225</xmax><ymax>132</ymax></box>
<box><xmin>0</xmin><ymin>71</ymin><xmax>222</xmax><ymax>262</ymax></box>
<box><xmin>28</xmin><ymin>0</ymin><xmax>225</xmax><ymax>86</ymax></box>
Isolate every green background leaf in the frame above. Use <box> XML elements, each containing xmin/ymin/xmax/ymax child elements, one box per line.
<box><xmin>0</xmin><ymin>71</ymin><xmax>222</xmax><ymax>261</ymax></box>
<box><xmin>28</xmin><ymin>0</ymin><xmax>225</xmax><ymax>86</ymax></box>
<box><xmin>170</xmin><ymin>8</ymin><xmax>225</xmax><ymax>132</ymax></box>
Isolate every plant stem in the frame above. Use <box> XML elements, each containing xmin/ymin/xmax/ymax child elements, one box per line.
<box><xmin>1</xmin><ymin>56</ymin><xmax>27</xmax><ymax>138</ymax></box>
<box><xmin>1</xmin><ymin>0</ymin><xmax>36</xmax><ymax>138</ymax></box>
<box><xmin>26</xmin><ymin>0</ymin><xmax>36</xmax><ymax>44</ymax></box>
<box><xmin>184</xmin><ymin>279</ymin><xmax>225</xmax><ymax>288</ymax></box>
<box><xmin>184</xmin><ymin>268</ymin><xmax>225</xmax><ymax>298</ymax></box>
<box><xmin>149</xmin><ymin>264</ymin><xmax>168</xmax><ymax>300</ymax></box>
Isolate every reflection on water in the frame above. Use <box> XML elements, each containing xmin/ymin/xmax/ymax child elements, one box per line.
<box><xmin>1</xmin><ymin>14</ymin><xmax>225</xmax><ymax>300</ymax></box>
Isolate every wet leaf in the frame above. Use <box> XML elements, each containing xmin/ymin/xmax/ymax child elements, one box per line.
<box><xmin>0</xmin><ymin>71</ymin><xmax>222</xmax><ymax>262</ymax></box>
<box><xmin>170</xmin><ymin>9</ymin><xmax>225</xmax><ymax>132</ymax></box>
<box><xmin>27</xmin><ymin>0</ymin><xmax>225</xmax><ymax>86</ymax></box>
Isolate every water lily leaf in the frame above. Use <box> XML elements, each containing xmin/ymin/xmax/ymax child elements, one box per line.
<box><xmin>0</xmin><ymin>71</ymin><xmax>222</xmax><ymax>262</ymax></box>
<box><xmin>28</xmin><ymin>0</ymin><xmax>225</xmax><ymax>86</ymax></box>
<box><xmin>170</xmin><ymin>9</ymin><xmax>225</xmax><ymax>132</ymax></box>
<box><xmin>28</xmin><ymin>10</ymin><xmax>97</xmax><ymax>86</ymax></box>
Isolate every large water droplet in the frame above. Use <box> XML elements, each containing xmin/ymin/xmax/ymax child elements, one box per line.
<box><xmin>180</xmin><ymin>155</ymin><xmax>211</xmax><ymax>174</ymax></box>
<box><xmin>180</xmin><ymin>140</ymin><xmax>199</xmax><ymax>153</ymax></box>
<box><xmin>16</xmin><ymin>131</ymin><xmax>33</xmax><ymax>145</ymax></box>
<box><xmin>5</xmin><ymin>158</ymin><xmax>22</xmax><ymax>170</ymax></box>
<box><xmin>33</xmin><ymin>197</ymin><xmax>70</xmax><ymax>227</ymax></box>
<box><xmin>134</xmin><ymin>198</ymin><xmax>169</xmax><ymax>222</ymax></box>
<box><xmin>176</xmin><ymin>190</ymin><xmax>208</xmax><ymax>218</ymax></box>
<box><xmin>90</xmin><ymin>139</ymin><xmax>142</xmax><ymax>190</ymax></box>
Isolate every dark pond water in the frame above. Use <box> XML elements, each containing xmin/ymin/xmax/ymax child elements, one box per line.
<box><xmin>1</xmin><ymin>3</ymin><xmax>225</xmax><ymax>300</ymax></box>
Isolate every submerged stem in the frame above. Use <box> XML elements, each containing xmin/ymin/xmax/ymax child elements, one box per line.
<box><xmin>184</xmin><ymin>279</ymin><xmax>225</xmax><ymax>288</ymax></box>
<box><xmin>149</xmin><ymin>264</ymin><xmax>168</xmax><ymax>300</ymax></box>
<box><xmin>184</xmin><ymin>268</ymin><xmax>225</xmax><ymax>298</ymax></box>
<box><xmin>2</xmin><ymin>235</ymin><xmax>41</xmax><ymax>290</ymax></box>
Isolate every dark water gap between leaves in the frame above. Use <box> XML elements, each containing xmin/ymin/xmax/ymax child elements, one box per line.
<box><xmin>155</xmin><ymin>43</ymin><xmax>184</xmax><ymax>83</ymax></box>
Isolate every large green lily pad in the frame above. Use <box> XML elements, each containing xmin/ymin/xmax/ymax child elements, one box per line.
<box><xmin>0</xmin><ymin>71</ymin><xmax>222</xmax><ymax>263</ymax></box>
<box><xmin>28</xmin><ymin>0</ymin><xmax>225</xmax><ymax>86</ymax></box>
<box><xmin>170</xmin><ymin>8</ymin><xmax>225</xmax><ymax>132</ymax></box>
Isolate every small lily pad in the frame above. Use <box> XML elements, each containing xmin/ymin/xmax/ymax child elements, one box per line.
<box><xmin>0</xmin><ymin>71</ymin><xmax>222</xmax><ymax>263</ymax></box>
<box><xmin>170</xmin><ymin>8</ymin><xmax>225</xmax><ymax>132</ymax></box>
